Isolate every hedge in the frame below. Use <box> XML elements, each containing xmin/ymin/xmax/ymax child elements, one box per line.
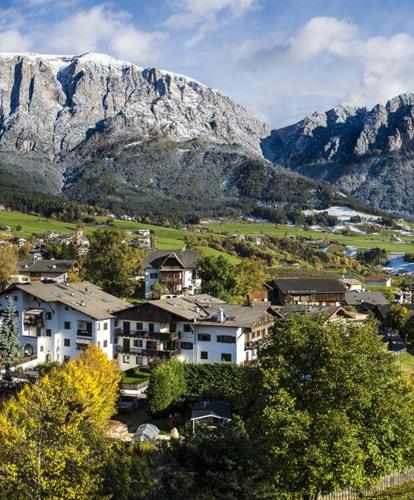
<box><xmin>147</xmin><ymin>360</ymin><xmax>260</xmax><ymax>415</ymax></box>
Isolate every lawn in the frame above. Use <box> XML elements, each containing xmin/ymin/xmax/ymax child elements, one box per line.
<box><xmin>122</xmin><ymin>369</ymin><xmax>151</xmax><ymax>385</ymax></box>
<box><xmin>398</xmin><ymin>352</ymin><xmax>414</xmax><ymax>379</ymax></box>
<box><xmin>0</xmin><ymin>211</ymin><xmax>78</xmax><ymax>237</ymax></box>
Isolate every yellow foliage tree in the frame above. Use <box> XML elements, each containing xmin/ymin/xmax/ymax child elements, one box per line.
<box><xmin>0</xmin><ymin>244</ymin><xmax>17</xmax><ymax>291</ymax></box>
<box><xmin>0</xmin><ymin>346</ymin><xmax>121</xmax><ymax>499</ymax></box>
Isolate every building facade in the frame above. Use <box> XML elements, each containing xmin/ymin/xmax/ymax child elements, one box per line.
<box><xmin>0</xmin><ymin>281</ymin><xmax>129</xmax><ymax>364</ymax></box>
<box><xmin>143</xmin><ymin>250</ymin><xmax>201</xmax><ymax>298</ymax></box>
<box><xmin>114</xmin><ymin>295</ymin><xmax>274</xmax><ymax>369</ymax></box>
<box><xmin>269</xmin><ymin>278</ymin><xmax>346</xmax><ymax>306</ymax></box>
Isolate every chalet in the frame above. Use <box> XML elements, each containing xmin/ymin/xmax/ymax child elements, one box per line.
<box><xmin>15</xmin><ymin>260</ymin><xmax>78</xmax><ymax>283</ymax></box>
<box><xmin>0</xmin><ymin>281</ymin><xmax>130</xmax><ymax>364</ymax></box>
<box><xmin>143</xmin><ymin>249</ymin><xmax>202</xmax><ymax>298</ymax></box>
<box><xmin>365</xmin><ymin>275</ymin><xmax>392</xmax><ymax>287</ymax></box>
<box><xmin>114</xmin><ymin>294</ymin><xmax>274</xmax><ymax>368</ymax></box>
<box><xmin>268</xmin><ymin>278</ymin><xmax>346</xmax><ymax>306</ymax></box>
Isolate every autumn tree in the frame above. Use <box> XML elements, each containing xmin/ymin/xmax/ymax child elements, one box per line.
<box><xmin>0</xmin><ymin>244</ymin><xmax>17</xmax><ymax>291</ymax></box>
<box><xmin>83</xmin><ymin>229</ymin><xmax>142</xmax><ymax>297</ymax></box>
<box><xmin>256</xmin><ymin>315</ymin><xmax>414</xmax><ymax>499</ymax></box>
<box><xmin>0</xmin><ymin>346</ymin><xmax>121</xmax><ymax>498</ymax></box>
<box><xmin>0</xmin><ymin>298</ymin><xmax>21</xmax><ymax>381</ymax></box>
<box><xmin>387</xmin><ymin>304</ymin><xmax>410</xmax><ymax>330</ymax></box>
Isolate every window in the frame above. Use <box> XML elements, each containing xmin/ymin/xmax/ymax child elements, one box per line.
<box><xmin>136</xmin><ymin>322</ymin><xmax>143</xmax><ymax>331</ymax></box>
<box><xmin>64</xmin><ymin>339</ymin><xmax>70</xmax><ymax>347</ymax></box>
<box><xmin>46</xmin><ymin>312</ymin><xmax>52</xmax><ymax>320</ymax></box>
<box><xmin>64</xmin><ymin>355</ymin><xmax>70</xmax><ymax>362</ymax></box>
<box><xmin>221</xmin><ymin>353</ymin><xmax>232</xmax><ymax>362</ymax></box>
<box><xmin>146</xmin><ymin>340</ymin><xmax>157</xmax><ymax>350</ymax></box>
<box><xmin>136</xmin><ymin>356</ymin><xmax>143</xmax><ymax>365</ymax></box>
<box><xmin>96</xmin><ymin>323</ymin><xmax>101</xmax><ymax>331</ymax></box>
<box><xmin>103</xmin><ymin>322</ymin><xmax>108</xmax><ymax>330</ymax></box>
<box><xmin>64</xmin><ymin>321</ymin><xmax>71</xmax><ymax>330</ymax></box>
<box><xmin>123</xmin><ymin>355</ymin><xmax>130</xmax><ymax>363</ymax></box>
<box><xmin>114</xmin><ymin>320</ymin><xmax>119</xmax><ymax>327</ymax></box>
<box><xmin>103</xmin><ymin>340</ymin><xmax>108</xmax><ymax>348</ymax></box>
<box><xmin>217</xmin><ymin>335</ymin><xmax>236</xmax><ymax>344</ymax></box>
<box><xmin>13</xmin><ymin>296</ymin><xmax>18</xmax><ymax>301</ymax></box>
<box><xmin>40</xmin><ymin>345</ymin><xmax>44</xmax><ymax>352</ymax></box>
<box><xmin>198</xmin><ymin>334</ymin><xmax>211</xmax><ymax>342</ymax></box>
<box><xmin>46</xmin><ymin>329</ymin><xmax>52</xmax><ymax>337</ymax></box>
<box><xmin>133</xmin><ymin>339</ymin><xmax>143</xmax><ymax>348</ymax></box>
<box><xmin>180</xmin><ymin>342</ymin><xmax>193</xmax><ymax>350</ymax></box>
<box><xmin>65</xmin><ymin>306</ymin><xmax>70</xmax><ymax>311</ymax></box>
<box><xmin>150</xmin><ymin>272</ymin><xmax>158</xmax><ymax>279</ymax></box>
<box><xmin>200</xmin><ymin>351</ymin><xmax>208</xmax><ymax>360</ymax></box>
<box><xmin>148</xmin><ymin>323</ymin><xmax>154</xmax><ymax>333</ymax></box>
<box><xmin>183</xmin><ymin>324</ymin><xmax>191</xmax><ymax>332</ymax></box>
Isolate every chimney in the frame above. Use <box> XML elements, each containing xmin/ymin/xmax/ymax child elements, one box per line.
<box><xmin>217</xmin><ymin>308</ymin><xmax>225</xmax><ymax>323</ymax></box>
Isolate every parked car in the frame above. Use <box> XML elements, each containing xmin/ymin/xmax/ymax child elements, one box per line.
<box><xmin>117</xmin><ymin>396</ymin><xmax>138</xmax><ymax>413</ymax></box>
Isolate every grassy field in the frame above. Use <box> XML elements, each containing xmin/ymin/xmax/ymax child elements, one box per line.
<box><xmin>2</xmin><ymin>210</ymin><xmax>414</xmax><ymax>260</ymax></box>
<box><xmin>122</xmin><ymin>369</ymin><xmax>151</xmax><ymax>385</ymax></box>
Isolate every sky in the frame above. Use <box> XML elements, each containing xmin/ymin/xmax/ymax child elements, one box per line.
<box><xmin>1</xmin><ymin>0</ymin><xmax>414</xmax><ymax>127</ymax></box>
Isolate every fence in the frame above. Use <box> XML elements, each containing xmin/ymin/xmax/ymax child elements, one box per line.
<box><xmin>319</xmin><ymin>466</ymin><xmax>414</xmax><ymax>499</ymax></box>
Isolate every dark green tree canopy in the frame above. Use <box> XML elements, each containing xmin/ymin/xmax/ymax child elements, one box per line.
<box><xmin>0</xmin><ymin>298</ymin><xmax>21</xmax><ymax>380</ymax></box>
<box><xmin>256</xmin><ymin>315</ymin><xmax>414</xmax><ymax>499</ymax></box>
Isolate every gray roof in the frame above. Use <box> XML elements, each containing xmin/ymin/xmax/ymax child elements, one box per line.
<box><xmin>272</xmin><ymin>278</ymin><xmax>346</xmax><ymax>295</ymax></box>
<box><xmin>345</xmin><ymin>291</ymin><xmax>389</xmax><ymax>306</ymax></box>
<box><xmin>119</xmin><ymin>294</ymin><xmax>272</xmax><ymax>329</ymax></box>
<box><xmin>8</xmin><ymin>281</ymin><xmax>131</xmax><ymax>320</ymax></box>
<box><xmin>191</xmin><ymin>400</ymin><xmax>232</xmax><ymax>421</ymax></box>
<box><xmin>18</xmin><ymin>260</ymin><xmax>76</xmax><ymax>274</ymax></box>
<box><xmin>275</xmin><ymin>304</ymin><xmax>356</xmax><ymax>320</ymax></box>
<box><xmin>143</xmin><ymin>249</ymin><xmax>200</xmax><ymax>269</ymax></box>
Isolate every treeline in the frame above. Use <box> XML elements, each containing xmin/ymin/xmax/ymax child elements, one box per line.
<box><xmin>356</xmin><ymin>247</ymin><xmax>389</xmax><ymax>266</ymax></box>
<box><xmin>0</xmin><ymin>187</ymin><xmax>101</xmax><ymax>223</ymax></box>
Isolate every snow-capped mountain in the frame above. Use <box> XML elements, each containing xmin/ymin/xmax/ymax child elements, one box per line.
<box><xmin>0</xmin><ymin>52</ymin><xmax>269</xmax><ymax>158</ymax></box>
<box><xmin>0</xmin><ymin>52</ymin><xmax>342</xmax><ymax>218</ymax></box>
<box><xmin>262</xmin><ymin>94</ymin><xmax>414</xmax><ymax>214</ymax></box>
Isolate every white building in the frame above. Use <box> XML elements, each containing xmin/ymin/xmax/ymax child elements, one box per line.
<box><xmin>114</xmin><ymin>294</ymin><xmax>274</xmax><ymax>370</ymax></box>
<box><xmin>143</xmin><ymin>250</ymin><xmax>202</xmax><ymax>298</ymax></box>
<box><xmin>0</xmin><ymin>281</ymin><xmax>130</xmax><ymax>364</ymax></box>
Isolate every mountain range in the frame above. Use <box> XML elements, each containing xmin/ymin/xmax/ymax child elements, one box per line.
<box><xmin>1</xmin><ymin>52</ymin><xmax>412</xmax><ymax>218</ymax></box>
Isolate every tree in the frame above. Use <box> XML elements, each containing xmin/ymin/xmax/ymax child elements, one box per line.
<box><xmin>159</xmin><ymin>418</ymin><xmax>273</xmax><ymax>499</ymax></box>
<box><xmin>256</xmin><ymin>315</ymin><xmax>414</xmax><ymax>499</ymax></box>
<box><xmin>0</xmin><ymin>346</ymin><xmax>121</xmax><ymax>498</ymax></box>
<box><xmin>236</xmin><ymin>258</ymin><xmax>270</xmax><ymax>298</ymax></box>
<box><xmin>0</xmin><ymin>245</ymin><xmax>17</xmax><ymax>291</ymax></box>
<box><xmin>83</xmin><ymin>229</ymin><xmax>142</xmax><ymax>297</ymax></box>
<box><xmin>0</xmin><ymin>298</ymin><xmax>21</xmax><ymax>381</ymax></box>
<box><xmin>199</xmin><ymin>256</ymin><xmax>241</xmax><ymax>301</ymax></box>
<box><xmin>147</xmin><ymin>358</ymin><xmax>187</xmax><ymax>414</ymax></box>
<box><xmin>387</xmin><ymin>304</ymin><xmax>409</xmax><ymax>330</ymax></box>
<box><xmin>199</xmin><ymin>256</ymin><xmax>270</xmax><ymax>302</ymax></box>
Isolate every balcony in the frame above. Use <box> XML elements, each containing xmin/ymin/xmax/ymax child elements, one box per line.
<box><xmin>77</xmin><ymin>329</ymin><xmax>92</xmax><ymax>338</ymax></box>
<box><xmin>244</xmin><ymin>337</ymin><xmax>269</xmax><ymax>351</ymax></box>
<box><xmin>115</xmin><ymin>328</ymin><xmax>179</xmax><ymax>341</ymax></box>
<box><xmin>76</xmin><ymin>339</ymin><xmax>92</xmax><ymax>351</ymax></box>
<box><xmin>116</xmin><ymin>345</ymin><xmax>179</xmax><ymax>358</ymax></box>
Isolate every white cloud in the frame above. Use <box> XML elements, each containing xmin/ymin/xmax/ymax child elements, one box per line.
<box><xmin>165</xmin><ymin>0</ymin><xmax>258</xmax><ymax>46</ymax></box>
<box><xmin>0</xmin><ymin>29</ymin><xmax>33</xmax><ymax>52</ymax></box>
<box><xmin>246</xmin><ymin>16</ymin><xmax>414</xmax><ymax>110</ymax></box>
<box><xmin>39</xmin><ymin>5</ymin><xmax>166</xmax><ymax>63</ymax></box>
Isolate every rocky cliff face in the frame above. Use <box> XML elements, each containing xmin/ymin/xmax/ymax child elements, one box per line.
<box><xmin>0</xmin><ymin>52</ymin><xmax>269</xmax><ymax>159</ymax></box>
<box><xmin>263</xmin><ymin>94</ymin><xmax>414</xmax><ymax>214</ymax></box>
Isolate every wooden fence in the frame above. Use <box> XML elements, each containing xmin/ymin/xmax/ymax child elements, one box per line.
<box><xmin>319</xmin><ymin>466</ymin><xmax>414</xmax><ymax>499</ymax></box>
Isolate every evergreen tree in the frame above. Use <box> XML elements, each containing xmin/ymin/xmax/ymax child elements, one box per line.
<box><xmin>0</xmin><ymin>298</ymin><xmax>21</xmax><ymax>381</ymax></box>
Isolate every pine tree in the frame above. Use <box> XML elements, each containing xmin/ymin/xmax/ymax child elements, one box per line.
<box><xmin>0</xmin><ymin>298</ymin><xmax>21</xmax><ymax>381</ymax></box>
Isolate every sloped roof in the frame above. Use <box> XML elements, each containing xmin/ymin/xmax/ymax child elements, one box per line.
<box><xmin>276</xmin><ymin>304</ymin><xmax>355</xmax><ymax>320</ymax></box>
<box><xmin>8</xmin><ymin>281</ymin><xmax>130</xmax><ymax>320</ymax></box>
<box><xmin>272</xmin><ymin>278</ymin><xmax>346</xmax><ymax>295</ymax></box>
<box><xmin>191</xmin><ymin>400</ymin><xmax>232</xmax><ymax>421</ymax></box>
<box><xmin>18</xmin><ymin>260</ymin><xmax>76</xmax><ymax>274</ymax></box>
<box><xmin>345</xmin><ymin>291</ymin><xmax>389</xmax><ymax>306</ymax></box>
<box><xmin>143</xmin><ymin>249</ymin><xmax>200</xmax><ymax>269</ymax></box>
<box><xmin>116</xmin><ymin>295</ymin><xmax>272</xmax><ymax>328</ymax></box>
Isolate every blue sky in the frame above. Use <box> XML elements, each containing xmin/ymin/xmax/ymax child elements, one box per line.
<box><xmin>1</xmin><ymin>0</ymin><xmax>414</xmax><ymax>126</ymax></box>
